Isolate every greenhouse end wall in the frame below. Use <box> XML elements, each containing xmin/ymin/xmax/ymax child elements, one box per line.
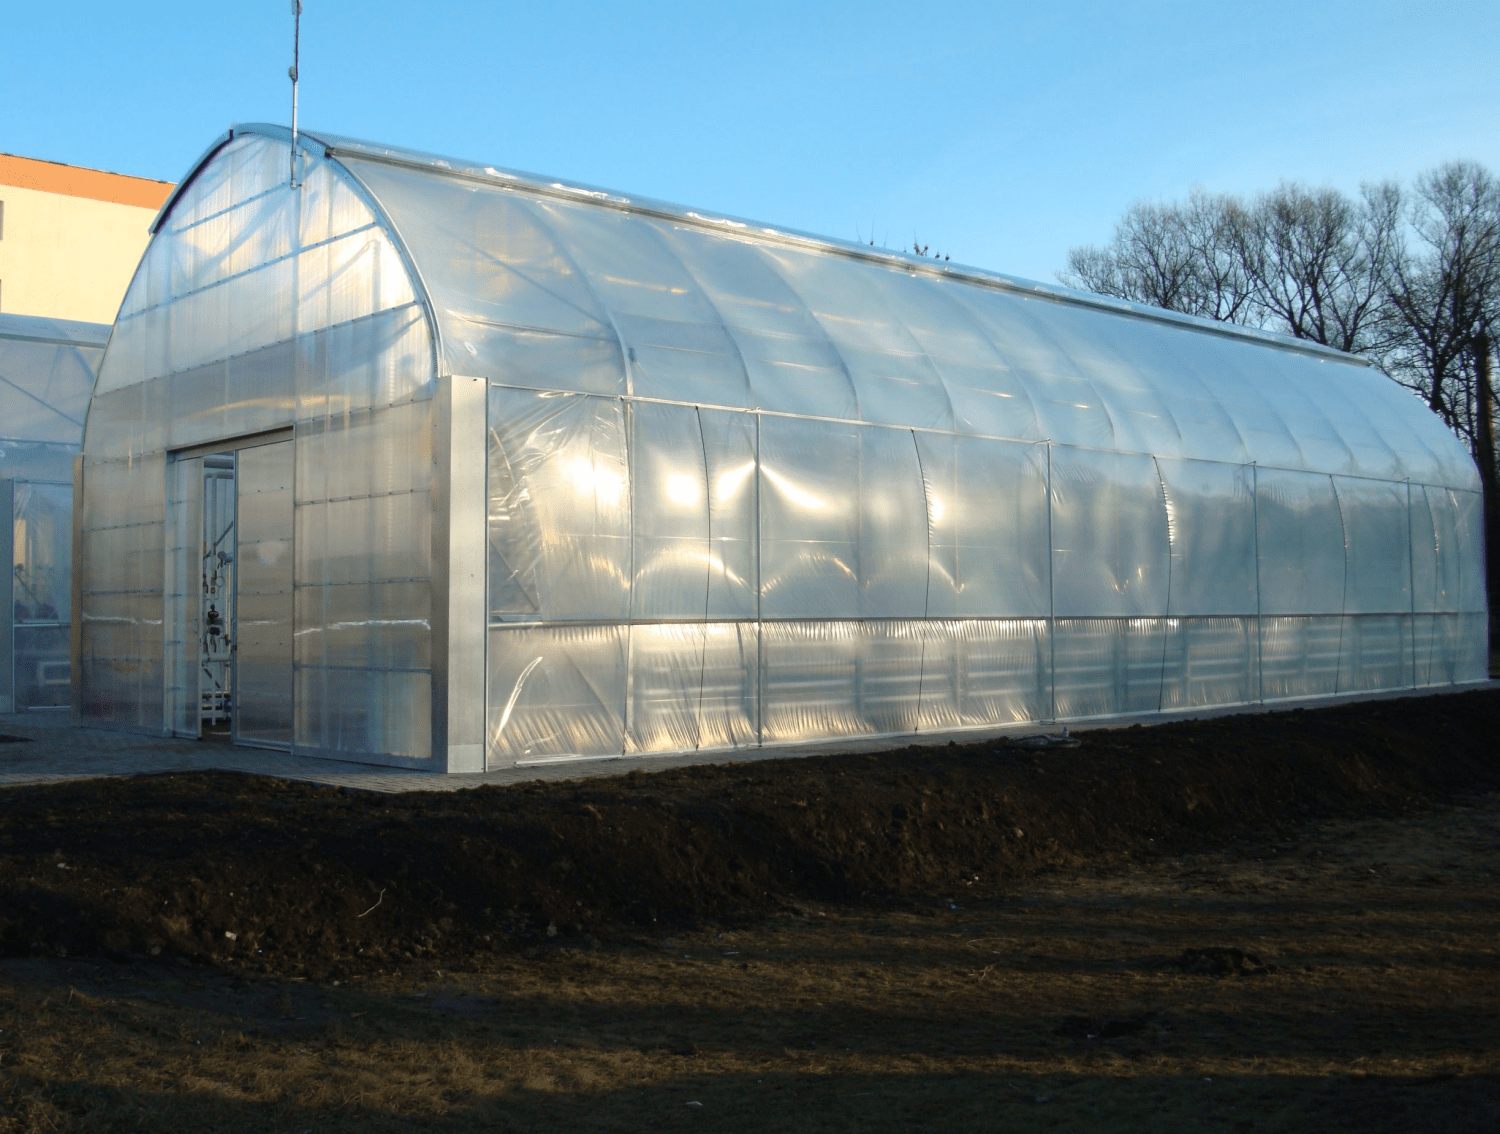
<box><xmin>0</xmin><ymin>314</ymin><xmax>105</xmax><ymax>714</ymax></box>
<box><xmin>77</xmin><ymin>134</ymin><xmax>443</xmax><ymax>762</ymax></box>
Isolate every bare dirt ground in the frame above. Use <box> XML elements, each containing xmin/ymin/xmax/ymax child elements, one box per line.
<box><xmin>2</xmin><ymin>690</ymin><xmax>1499</xmax><ymax>1132</ymax></box>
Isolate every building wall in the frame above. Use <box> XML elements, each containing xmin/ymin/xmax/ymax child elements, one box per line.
<box><xmin>0</xmin><ymin>154</ymin><xmax>172</xmax><ymax>324</ymax></box>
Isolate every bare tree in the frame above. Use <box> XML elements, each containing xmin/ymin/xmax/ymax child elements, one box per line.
<box><xmin>1061</xmin><ymin>191</ymin><xmax>1253</xmax><ymax>322</ymax></box>
<box><xmin>1233</xmin><ymin>182</ymin><xmax>1401</xmax><ymax>354</ymax></box>
<box><xmin>1062</xmin><ymin>162</ymin><xmax>1500</xmax><ymax>616</ymax></box>
<box><xmin>1382</xmin><ymin>161</ymin><xmax>1500</xmax><ymax>438</ymax></box>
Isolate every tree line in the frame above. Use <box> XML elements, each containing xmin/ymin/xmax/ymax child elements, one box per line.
<box><xmin>1061</xmin><ymin>163</ymin><xmax>1499</xmax><ymax>617</ymax></box>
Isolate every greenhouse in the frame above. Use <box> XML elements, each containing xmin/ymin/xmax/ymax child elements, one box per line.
<box><xmin>0</xmin><ymin>313</ymin><xmax>106</xmax><ymax>712</ymax></box>
<box><xmin>76</xmin><ymin>124</ymin><xmax>1488</xmax><ymax>770</ymax></box>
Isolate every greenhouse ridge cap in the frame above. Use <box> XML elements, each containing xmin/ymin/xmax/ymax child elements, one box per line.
<box><xmin>183</xmin><ymin>123</ymin><xmax>1365</xmax><ymax>369</ymax></box>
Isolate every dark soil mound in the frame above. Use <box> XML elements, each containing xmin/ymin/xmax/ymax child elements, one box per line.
<box><xmin>1</xmin><ymin>690</ymin><xmax>1496</xmax><ymax>978</ymax></box>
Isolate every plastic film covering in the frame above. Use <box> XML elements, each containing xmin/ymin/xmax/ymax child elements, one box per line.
<box><xmin>163</xmin><ymin>456</ymin><xmax>203</xmax><ymax>736</ymax></box>
<box><xmin>79</xmin><ymin>133</ymin><xmax>436</xmax><ymax>759</ymax></box>
<box><xmin>335</xmin><ymin>137</ymin><xmax>1478</xmax><ymax>491</ymax></box>
<box><xmin>0</xmin><ymin>315</ymin><xmax>105</xmax><ymax>712</ymax></box>
<box><xmin>79</xmin><ymin>125</ymin><xmax>1490</xmax><ymax>764</ymax></box>
<box><xmin>1050</xmin><ymin>448</ymin><xmax>1169</xmax><ymax>617</ymax></box>
<box><xmin>339</xmin><ymin>132</ymin><xmax>1486</xmax><ymax>762</ymax></box>
<box><xmin>234</xmin><ymin>441</ymin><xmax>294</xmax><ymax>747</ymax></box>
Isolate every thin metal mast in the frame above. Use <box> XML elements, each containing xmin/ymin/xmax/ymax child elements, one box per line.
<box><xmin>289</xmin><ymin>0</ymin><xmax>302</xmax><ymax>187</ymax></box>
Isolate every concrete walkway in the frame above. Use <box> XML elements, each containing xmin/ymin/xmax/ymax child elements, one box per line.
<box><xmin>1</xmin><ymin>682</ymin><xmax>1492</xmax><ymax>794</ymax></box>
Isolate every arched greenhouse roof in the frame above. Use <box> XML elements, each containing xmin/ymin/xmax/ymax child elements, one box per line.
<box><xmin>144</xmin><ymin>123</ymin><xmax>1475</xmax><ymax>491</ymax></box>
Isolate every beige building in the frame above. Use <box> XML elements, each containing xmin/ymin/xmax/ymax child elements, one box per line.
<box><xmin>0</xmin><ymin>153</ymin><xmax>173</xmax><ymax>324</ymax></box>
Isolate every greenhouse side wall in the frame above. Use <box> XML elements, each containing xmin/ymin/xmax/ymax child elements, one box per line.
<box><xmin>323</xmin><ymin>136</ymin><xmax>1483</xmax><ymax>769</ymax></box>
<box><xmin>484</xmin><ymin>390</ymin><xmax>1486</xmax><ymax>764</ymax></box>
<box><xmin>78</xmin><ymin>135</ymin><xmax>440</xmax><ymax>760</ymax></box>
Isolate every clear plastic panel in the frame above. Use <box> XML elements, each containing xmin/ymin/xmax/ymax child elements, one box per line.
<box><xmin>1156</xmin><ymin>458</ymin><xmax>1256</xmax><ymax>616</ymax></box>
<box><xmin>914</xmin><ymin>619</ymin><xmax>1050</xmax><ymax>730</ymax></box>
<box><xmin>857</xmin><ymin>427</ymin><xmax>930</xmax><ymax>617</ymax></box>
<box><xmin>759</xmin><ymin>621</ymin><xmax>873</xmax><ymax>744</ymax></box>
<box><xmin>1456</xmin><ymin>613</ymin><xmax>1488</xmax><ymax>681</ymax></box>
<box><xmin>1411</xmin><ymin>613</ymin><xmax>1460</xmax><ymax>686</ymax></box>
<box><xmin>1255</xmin><ymin>470</ymin><xmax>1346</xmax><ymax>616</ymax></box>
<box><xmin>1053</xmin><ymin>618</ymin><xmax>1169</xmax><ymax>718</ymax></box>
<box><xmin>12</xmin><ymin>482</ymin><xmax>72</xmax><ymax>625</ymax></box>
<box><xmin>1453</xmin><ymin>490</ymin><xmax>1486</xmax><ymax>613</ymax></box>
<box><xmin>625</xmin><ymin>621</ymin><xmax>758</xmax><ymax>753</ymax></box>
<box><xmin>757</xmin><ymin>416</ymin><xmax>860</xmax><ymax>618</ymax></box>
<box><xmin>1333</xmin><ymin>477</ymin><xmax>1411</xmax><ymax>614</ymax></box>
<box><xmin>293</xmin><ymin>304</ymin><xmax>433</xmax><ymax>417</ymax></box>
<box><xmin>1158</xmin><ymin>617</ymin><xmax>1258</xmax><ymax>710</ymax></box>
<box><xmin>295</xmin><ymin>666</ymin><xmax>432</xmax><ymax>759</ymax></box>
<box><xmin>763</xmin><ymin>247</ymin><xmax>954</xmax><ymax>427</ymax></box>
<box><xmin>344</xmin><ymin>158</ymin><xmax>617</xmax><ymax>342</ymax></box>
<box><xmin>164</xmin><ymin>456</ymin><xmax>203</xmax><ymax>735</ymax></box>
<box><xmin>295</xmin><ymin>400</ymin><xmax>431</xmax><ymax>505</ymax></box>
<box><xmin>487</xmin><ymin>388</ymin><xmax>631</xmax><ymax>621</ymax></box>
<box><xmin>234</xmin><ymin>441</ymin><xmax>294</xmax><ymax>748</ymax></box>
<box><xmin>1028</xmin><ymin>301</ymin><xmax>1186</xmax><ymax>457</ymax></box>
<box><xmin>629</xmin><ymin>403</ymin><xmax>756</xmax><ymax>619</ymax></box>
<box><xmin>297</xmin><ymin>158</ymin><xmax>379</xmax><ymax>248</ymax></box>
<box><xmin>0</xmin><ymin>331</ymin><xmax>96</xmax><ymax>446</ymax></box>
<box><xmin>533</xmin><ymin>205</ymin><xmax>753</xmax><ymax>407</ymax></box>
<box><xmin>1338</xmin><ymin>615</ymin><xmax>1411</xmax><ymax>692</ymax></box>
<box><xmin>294</xmin><ymin>491</ymin><xmax>432</xmax><ymax>588</ymax></box>
<box><xmin>487</xmin><ymin>623</ymin><xmax>628</xmax><ymax>762</ymax></box>
<box><xmin>10</xmin><ymin>481</ymin><xmax>74</xmax><ymax>710</ymax></box>
<box><xmin>1050</xmin><ymin>447</ymin><xmax>1169</xmax><ymax>617</ymax></box>
<box><xmin>917</xmin><ymin>433</ymin><xmax>1050</xmax><ymax>617</ymax></box>
<box><xmin>954</xmin><ymin>291</ymin><xmax>1121</xmax><ymax>450</ymax></box>
<box><xmin>1259</xmin><ymin>616</ymin><xmax>1343</xmax><ymax>700</ymax></box>
<box><xmin>1410</xmin><ymin>484</ymin><xmax>1460</xmax><ymax>613</ymax></box>
<box><xmin>294</xmin><ymin>581</ymin><xmax>432</xmax><ymax>671</ymax></box>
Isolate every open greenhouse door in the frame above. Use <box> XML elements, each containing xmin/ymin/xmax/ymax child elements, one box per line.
<box><xmin>165</xmin><ymin>436</ymin><xmax>293</xmax><ymax>746</ymax></box>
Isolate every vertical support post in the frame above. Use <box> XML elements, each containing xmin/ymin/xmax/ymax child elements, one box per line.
<box><xmin>433</xmin><ymin>375</ymin><xmax>488</xmax><ymax>772</ymax></box>
<box><xmin>753</xmin><ymin>412</ymin><xmax>764</xmax><ymax>747</ymax></box>
<box><xmin>289</xmin><ymin>1</ymin><xmax>302</xmax><ymax>188</ymax></box>
<box><xmin>0</xmin><ymin>479</ymin><xmax>14</xmax><ymax>714</ymax></box>
<box><xmin>70</xmin><ymin>459</ymin><xmax>85</xmax><ymax>723</ymax></box>
<box><xmin>1251</xmin><ymin>462</ymin><xmax>1263</xmax><ymax>703</ymax></box>
<box><xmin>1045</xmin><ymin>441</ymin><xmax>1057</xmax><ymax>723</ymax></box>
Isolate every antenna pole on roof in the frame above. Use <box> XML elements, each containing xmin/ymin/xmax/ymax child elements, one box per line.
<box><xmin>289</xmin><ymin>0</ymin><xmax>303</xmax><ymax>188</ymax></box>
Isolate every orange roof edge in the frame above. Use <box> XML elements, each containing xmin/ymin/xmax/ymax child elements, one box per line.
<box><xmin>0</xmin><ymin>152</ymin><xmax>173</xmax><ymax>209</ymax></box>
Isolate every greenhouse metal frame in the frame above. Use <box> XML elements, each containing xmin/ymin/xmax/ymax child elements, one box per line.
<box><xmin>76</xmin><ymin>125</ymin><xmax>1488</xmax><ymax>770</ymax></box>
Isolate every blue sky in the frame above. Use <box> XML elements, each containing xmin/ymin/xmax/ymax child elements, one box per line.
<box><xmin>5</xmin><ymin>1</ymin><xmax>1497</xmax><ymax>283</ymax></box>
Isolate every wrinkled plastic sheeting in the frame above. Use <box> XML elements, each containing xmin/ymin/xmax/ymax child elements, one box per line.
<box><xmin>346</xmin><ymin>145</ymin><xmax>1477</xmax><ymax>491</ymax></box>
<box><xmin>1050</xmin><ymin>449</ymin><xmax>1169</xmax><ymax>618</ymax></box>
<box><xmin>488</xmin><ymin>388</ymin><xmax>631</xmax><ymax>621</ymax></box>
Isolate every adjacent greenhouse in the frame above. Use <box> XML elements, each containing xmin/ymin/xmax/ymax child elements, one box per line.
<box><xmin>0</xmin><ymin>313</ymin><xmax>105</xmax><ymax>711</ymax></box>
<box><xmin>76</xmin><ymin>124</ymin><xmax>1489</xmax><ymax>770</ymax></box>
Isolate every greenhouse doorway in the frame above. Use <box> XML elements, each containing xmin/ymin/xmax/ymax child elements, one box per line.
<box><xmin>166</xmin><ymin>434</ymin><xmax>293</xmax><ymax>749</ymax></box>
